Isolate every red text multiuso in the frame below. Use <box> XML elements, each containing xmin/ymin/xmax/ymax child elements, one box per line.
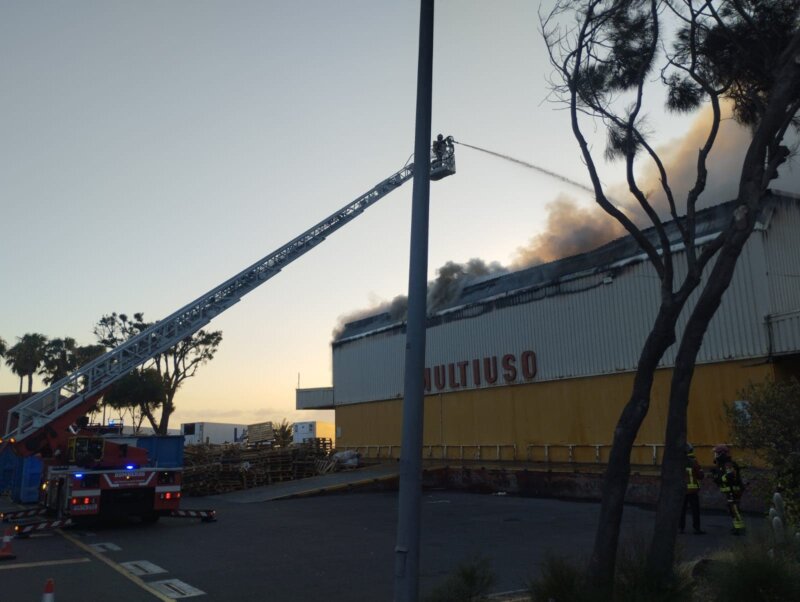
<box><xmin>423</xmin><ymin>350</ymin><xmax>537</xmax><ymax>392</ymax></box>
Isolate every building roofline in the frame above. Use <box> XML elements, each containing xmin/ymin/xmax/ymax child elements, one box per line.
<box><xmin>334</xmin><ymin>192</ymin><xmax>797</xmax><ymax>345</ymax></box>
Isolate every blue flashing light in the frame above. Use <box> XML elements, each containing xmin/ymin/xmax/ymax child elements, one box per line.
<box><xmin>74</xmin><ymin>473</ymin><xmax>84</xmax><ymax>479</ymax></box>
<box><xmin>125</xmin><ymin>464</ymin><xmax>136</xmax><ymax>470</ymax></box>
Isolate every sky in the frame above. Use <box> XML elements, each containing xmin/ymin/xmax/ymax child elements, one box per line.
<box><xmin>2</xmin><ymin>1</ymin><xmax>796</xmax><ymax>430</ymax></box>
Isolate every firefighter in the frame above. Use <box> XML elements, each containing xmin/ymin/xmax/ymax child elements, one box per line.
<box><xmin>679</xmin><ymin>443</ymin><xmax>706</xmax><ymax>534</ymax></box>
<box><xmin>432</xmin><ymin>134</ymin><xmax>445</xmax><ymax>161</ymax></box>
<box><xmin>443</xmin><ymin>135</ymin><xmax>454</xmax><ymax>156</ymax></box>
<box><xmin>712</xmin><ymin>444</ymin><xmax>746</xmax><ymax>535</ymax></box>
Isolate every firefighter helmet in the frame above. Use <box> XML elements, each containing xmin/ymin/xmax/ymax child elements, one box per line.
<box><xmin>713</xmin><ymin>444</ymin><xmax>730</xmax><ymax>457</ymax></box>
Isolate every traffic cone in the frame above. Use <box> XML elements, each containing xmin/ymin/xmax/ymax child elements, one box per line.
<box><xmin>0</xmin><ymin>527</ymin><xmax>15</xmax><ymax>561</ymax></box>
<box><xmin>41</xmin><ymin>578</ymin><xmax>55</xmax><ymax>602</ymax></box>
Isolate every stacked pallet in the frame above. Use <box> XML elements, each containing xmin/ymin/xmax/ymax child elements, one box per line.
<box><xmin>302</xmin><ymin>437</ymin><xmax>333</xmax><ymax>454</ymax></box>
<box><xmin>182</xmin><ymin>443</ymin><xmax>330</xmax><ymax>496</ymax></box>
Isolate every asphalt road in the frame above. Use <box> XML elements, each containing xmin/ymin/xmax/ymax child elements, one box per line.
<box><xmin>2</xmin><ymin>491</ymin><xmax>748</xmax><ymax>601</ymax></box>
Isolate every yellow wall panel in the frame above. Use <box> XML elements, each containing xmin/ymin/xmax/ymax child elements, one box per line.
<box><xmin>335</xmin><ymin>360</ymin><xmax>775</xmax><ymax>463</ymax></box>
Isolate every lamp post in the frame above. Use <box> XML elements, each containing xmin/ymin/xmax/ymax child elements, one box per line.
<box><xmin>394</xmin><ymin>1</ymin><xmax>434</xmax><ymax>601</ymax></box>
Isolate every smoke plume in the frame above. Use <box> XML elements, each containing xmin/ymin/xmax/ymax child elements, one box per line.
<box><xmin>621</xmin><ymin>103</ymin><xmax>752</xmax><ymax>217</ymax></box>
<box><xmin>511</xmin><ymin>103</ymin><xmax>764</xmax><ymax>270</ymax></box>
<box><xmin>511</xmin><ymin>195</ymin><xmax>626</xmax><ymax>268</ymax></box>
<box><xmin>426</xmin><ymin>258</ymin><xmax>507</xmax><ymax>310</ymax></box>
<box><xmin>332</xmin><ymin>258</ymin><xmax>506</xmax><ymax>340</ymax></box>
<box><xmin>332</xmin><ymin>294</ymin><xmax>408</xmax><ymax>340</ymax></box>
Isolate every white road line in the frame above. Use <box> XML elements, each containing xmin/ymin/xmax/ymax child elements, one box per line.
<box><xmin>150</xmin><ymin>579</ymin><xmax>206</xmax><ymax>599</ymax></box>
<box><xmin>58</xmin><ymin>530</ymin><xmax>174</xmax><ymax>602</ymax></box>
<box><xmin>90</xmin><ymin>542</ymin><xmax>122</xmax><ymax>552</ymax></box>
<box><xmin>120</xmin><ymin>560</ymin><xmax>168</xmax><ymax>576</ymax></box>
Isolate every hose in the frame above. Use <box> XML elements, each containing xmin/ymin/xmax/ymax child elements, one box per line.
<box><xmin>452</xmin><ymin>139</ymin><xmax>596</xmax><ymax>196</ymax></box>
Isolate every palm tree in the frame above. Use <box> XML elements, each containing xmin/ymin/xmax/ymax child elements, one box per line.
<box><xmin>274</xmin><ymin>419</ymin><xmax>294</xmax><ymax>448</ymax></box>
<box><xmin>5</xmin><ymin>333</ymin><xmax>48</xmax><ymax>399</ymax></box>
<box><xmin>74</xmin><ymin>344</ymin><xmax>106</xmax><ymax>367</ymax></box>
<box><xmin>0</xmin><ymin>336</ymin><xmax>6</xmax><ymax>388</ymax></box>
<box><xmin>37</xmin><ymin>339</ymin><xmax>107</xmax><ymax>395</ymax></box>
<box><xmin>40</xmin><ymin>337</ymin><xmax>78</xmax><ymax>385</ymax></box>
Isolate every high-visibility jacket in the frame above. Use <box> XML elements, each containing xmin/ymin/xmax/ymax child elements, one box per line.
<box><xmin>719</xmin><ymin>470</ymin><xmax>742</xmax><ymax>494</ymax></box>
<box><xmin>685</xmin><ymin>455</ymin><xmax>704</xmax><ymax>492</ymax></box>
<box><xmin>713</xmin><ymin>459</ymin><xmax>742</xmax><ymax>496</ymax></box>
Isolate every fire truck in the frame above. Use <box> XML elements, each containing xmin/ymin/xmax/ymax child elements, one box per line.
<box><xmin>34</xmin><ymin>431</ymin><xmax>185</xmax><ymax>523</ymax></box>
<box><xmin>1</xmin><ymin>140</ymin><xmax>455</xmax><ymax>526</ymax></box>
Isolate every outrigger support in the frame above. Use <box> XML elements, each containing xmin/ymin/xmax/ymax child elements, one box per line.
<box><xmin>13</xmin><ymin>518</ymin><xmax>74</xmax><ymax>538</ymax></box>
<box><xmin>1</xmin><ymin>507</ymin><xmax>47</xmax><ymax>522</ymax></box>
<box><xmin>169</xmin><ymin>509</ymin><xmax>217</xmax><ymax>523</ymax></box>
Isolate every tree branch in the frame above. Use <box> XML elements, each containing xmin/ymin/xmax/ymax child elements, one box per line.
<box><xmin>547</xmin><ymin>0</ymin><xmax>667</xmax><ymax>279</ymax></box>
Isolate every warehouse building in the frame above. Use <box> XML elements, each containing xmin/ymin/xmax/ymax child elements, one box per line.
<box><xmin>297</xmin><ymin>192</ymin><xmax>800</xmax><ymax>466</ymax></box>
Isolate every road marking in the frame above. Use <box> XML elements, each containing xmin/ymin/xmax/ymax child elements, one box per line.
<box><xmin>0</xmin><ymin>557</ymin><xmax>91</xmax><ymax>571</ymax></box>
<box><xmin>150</xmin><ymin>579</ymin><xmax>205</xmax><ymax>599</ymax></box>
<box><xmin>58</xmin><ymin>530</ymin><xmax>173</xmax><ymax>602</ymax></box>
<box><xmin>120</xmin><ymin>560</ymin><xmax>168</xmax><ymax>576</ymax></box>
<box><xmin>90</xmin><ymin>542</ymin><xmax>122</xmax><ymax>552</ymax></box>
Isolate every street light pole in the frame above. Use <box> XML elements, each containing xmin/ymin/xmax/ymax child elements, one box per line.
<box><xmin>394</xmin><ymin>1</ymin><xmax>434</xmax><ymax>601</ymax></box>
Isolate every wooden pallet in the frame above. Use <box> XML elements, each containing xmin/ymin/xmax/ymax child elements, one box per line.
<box><xmin>182</xmin><ymin>443</ymin><xmax>334</xmax><ymax>496</ymax></box>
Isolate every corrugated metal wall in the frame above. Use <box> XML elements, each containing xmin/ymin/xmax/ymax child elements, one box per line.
<box><xmin>333</xmin><ymin>215</ymin><xmax>788</xmax><ymax>405</ymax></box>
<box><xmin>770</xmin><ymin>310</ymin><xmax>800</xmax><ymax>354</ymax></box>
<box><xmin>764</xmin><ymin>200</ymin><xmax>800</xmax><ymax>314</ymax></box>
<box><xmin>333</xmin><ymin>331</ymin><xmax>407</xmax><ymax>404</ymax></box>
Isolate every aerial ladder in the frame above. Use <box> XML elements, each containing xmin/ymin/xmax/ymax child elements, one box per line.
<box><xmin>1</xmin><ymin>139</ymin><xmax>455</xmax><ymax>524</ymax></box>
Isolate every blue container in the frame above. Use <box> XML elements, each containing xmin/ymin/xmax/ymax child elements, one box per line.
<box><xmin>11</xmin><ymin>455</ymin><xmax>42</xmax><ymax>504</ymax></box>
<box><xmin>0</xmin><ymin>446</ymin><xmax>18</xmax><ymax>494</ymax></box>
<box><xmin>135</xmin><ymin>436</ymin><xmax>184</xmax><ymax>468</ymax></box>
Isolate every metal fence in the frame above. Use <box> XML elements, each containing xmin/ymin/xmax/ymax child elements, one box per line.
<box><xmin>340</xmin><ymin>443</ymin><xmax>723</xmax><ymax>466</ymax></box>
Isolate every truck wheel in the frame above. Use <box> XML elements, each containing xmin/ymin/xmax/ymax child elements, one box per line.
<box><xmin>56</xmin><ymin>479</ymin><xmax>67</xmax><ymax>519</ymax></box>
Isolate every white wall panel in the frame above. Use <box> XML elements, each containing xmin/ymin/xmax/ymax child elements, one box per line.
<box><xmin>295</xmin><ymin>387</ymin><xmax>334</xmax><ymax>410</ymax></box>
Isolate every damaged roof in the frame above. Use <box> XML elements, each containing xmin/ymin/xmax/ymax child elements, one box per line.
<box><xmin>334</xmin><ymin>192</ymin><xmax>795</xmax><ymax>344</ymax></box>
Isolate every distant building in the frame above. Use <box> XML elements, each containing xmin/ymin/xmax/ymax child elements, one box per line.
<box><xmin>297</xmin><ymin>192</ymin><xmax>800</xmax><ymax>464</ymax></box>
<box><xmin>120</xmin><ymin>425</ymin><xmax>181</xmax><ymax>437</ymax></box>
<box><xmin>293</xmin><ymin>421</ymin><xmax>335</xmax><ymax>445</ymax></box>
<box><xmin>1</xmin><ymin>393</ymin><xmax>33</xmax><ymax>437</ymax></box>
<box><xmin>181</xmin><ymin>422</ymin><xmax>247</xmax><ymax>445</ymax></box>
